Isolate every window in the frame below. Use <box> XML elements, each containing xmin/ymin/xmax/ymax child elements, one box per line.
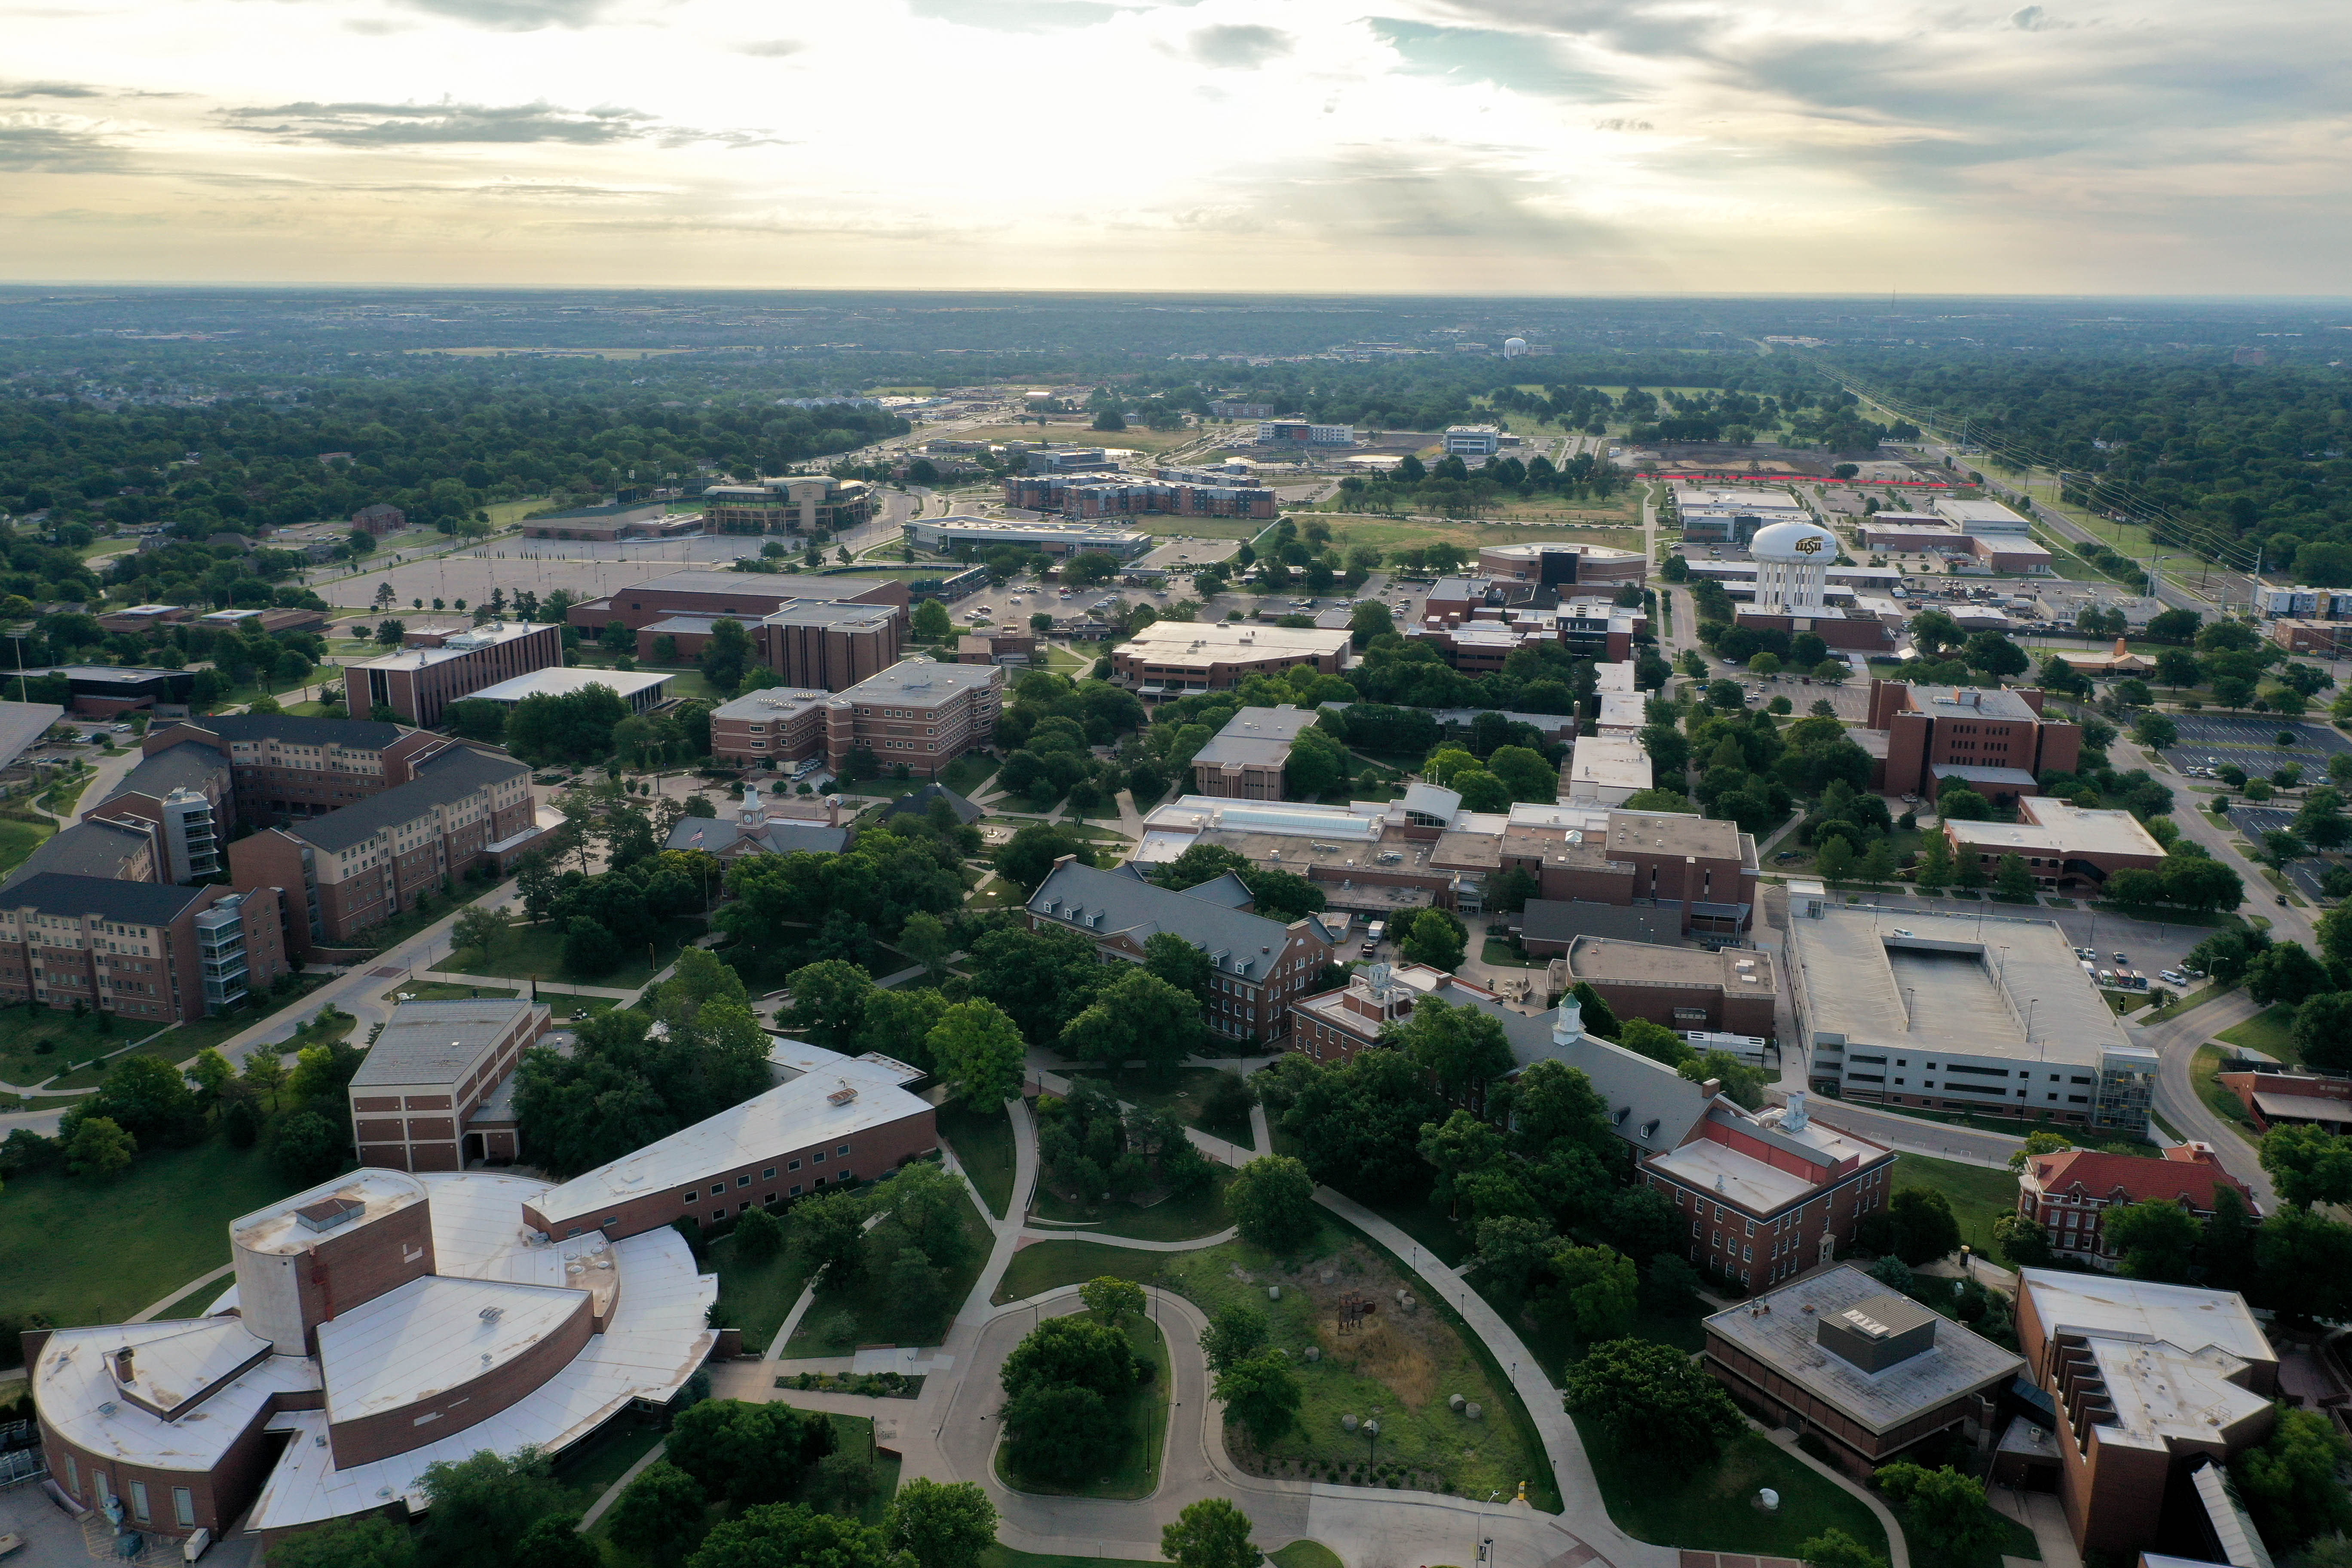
<box><xmin>566</xmin><ymin>1227</ymin><xmax>582</xmax><ymax>1238</ymax></box>
<box><xmin>812</xmin><ymin>1152</ymin><xmax>825</xmax><ymax>1164</ymax></box>
<box><xmin>129</xmin><ymin>1481</ymin><xmax>150</xmax><ymax>1522</ymax></box>
<box><xmin>604</xmin><ymin>1216</ymin><xmax>618</xmax><ymax>1228</ymax></box>
<box><xmin>789</xmin><ymin>1159</ymin><xmax>801</xmax><ymax>1170</ymax></box>
<box><xmin>713</xmin><ymin>1210</ymin><xmax>726</xmax><ymax>1223</ymax></box>
<box><xmin>737</xmin><ymin>1175</ymin><xmax>752</xmax><ymax>1188</ymax></box>
<box><xmin>763</xmin><ymin>1167</ymin><xmax>777</xmax><ymax>1179</ymax></box>
<box><xmin>64</xmin><ymin>1456</ymin><xmax>77</xmax><ymax>1496</ymax></box>
<box><xmin>739</xmin><ymin>1201</ymin><xmax>751</xmax><ymax>1213</ymax></box>
<box><xmin>790</xmin><ymin>1184</ymin><xmax>803</xmax><ymax>1197</ymax></box>
<box><xmin>710</xmin><ymin>1183</ymin><xmax>724</xmax><ymax>1197</ymax></box>
<box><xmin>174</xmin><ymin>1488</ymin><xmax>195</xmax><ymax>1528</ymax></box>
<box><xmin>764</xmin><ymin>1193</ymin><xmax>776</xmax><ymax>1205</ymax></box>
<box><xmin>836</xmin><ymin>1144</ymin><xmax>851</xmax><ymax>1156</ymax></box>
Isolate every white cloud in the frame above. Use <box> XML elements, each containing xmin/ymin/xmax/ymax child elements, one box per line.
<box><xmin>0</xmin><ymin>0</ymin><xmax>2340</xmax><ymax>291</ymax></box>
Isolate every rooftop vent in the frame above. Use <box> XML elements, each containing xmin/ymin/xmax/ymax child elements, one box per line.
<box><xmin>827</xmin><ymin>1081</ymin><xmax>860</xmax><ymax>1106</ymax></box>
<box><xmin>478</xmin><ymin>1306</ymin><xmax>503</xmax><ymax>1323</ymax></box>
<box><xmin>295</xmin><ymin>1195</ymin><xmax>366</xmax><ymax>1234</ymax></box>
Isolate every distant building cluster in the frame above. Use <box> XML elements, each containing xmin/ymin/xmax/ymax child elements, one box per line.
<box><xmin>906</xmin><ymin>516</ymin><xmax>1157</xmax><ymax>560</ymax></box>
<box><xmin>700</xmin><ymin>475</ymin><xmax>876</xmax><ymax>535</ymax></box>
<box><xmin>706</xmin><ymin>658</ymin><xmax>1003</xmax><ymax>778</ymax></box>
<box><xmin>1003</xmin><ymin>469</ymin><xmax>1277</xmax><ymax>520</ymax></box>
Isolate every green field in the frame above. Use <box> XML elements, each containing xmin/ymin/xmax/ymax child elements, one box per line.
<box><xmin>996</xmin><ymin>1314</ymin><xmax>1170</xmax><ymax>1500</ymax></box>
<box><xmin>433</xmin><ymin>914</ymin><xmax>704</xmax><ymax>988</ymax></box>
<box><xmin>2217</xmin><ymin>1004</ymin><xmax>2300</xmax><ymax>1063</ymax></box>
<box><xmin>2193</xmin><ymin>1046</ymin><xmax>2260</xmax><ymax>1140</ymax></box>
<box><xmin>993</xmin><ymin>1239</ymin><xmax>1167</xmax><ymax>1305</ymax></box>
<box><xmin>1268</xmin><ymin>1544</ymin><xmax>1344</xmax><ymax>1568</ymax></box>
<box><xmin>1890</xmin><ymin>1153</ymin><xmax>2026</xmax><ymax>1256</ymax></box>
<box><xmin>1156</xmin><ymin>1216</ymin><xmax>1553</xmax><ymax>1507</ymax></box>
<box><xmin>784</xmin><ymin>1184</ymin><xmax>996</xmax><ymax>1356</ymax></box>
<box><xmin>0</xmin><ymin>815</ymin><xmax>55</xmax><ymax>879</ymax></box>
<box><xmin>1579</xmin><ymin>1425</ymin><xmax>1890</xmax><ymax>1560</ymax></box>
<box><xmin>0</xmin><ymin>1137</ymin><xmax>307</xmax><ymax>1332</ymax></box>
<box><xmin>35</xmin><ymin>976</ymin><xmax>334</xmax><ymax>1093</ymax></box>
<box><xmin>938</xmin><ymin>1101</ymin><xmax>1017</xmax><ymax>1219</ymax></box>
<box><xmin>1031</xmin><ymin>1168</ymin><xmax>1234</xmax><ymax>1242</ymax></box>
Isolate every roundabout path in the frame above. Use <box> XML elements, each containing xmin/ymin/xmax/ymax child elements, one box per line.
<box><xmin>710</xmin><ymin>1082</ymin><xmax>1672</xmax><ymax>1568</ymax></box>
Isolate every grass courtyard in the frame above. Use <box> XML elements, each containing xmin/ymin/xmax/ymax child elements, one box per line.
<box><xmin>2216</xmin><ymin>1004</ymin><xmax>2300</xmax><ymax>1063</ymax></box>
<box><xmin>783</xmin><ymin>1182</ymin><xmax>996</xmax><ymax>1356</ymax></box>
<box><xmin>433</xmin><ymin>914</ymin><xmax>705</xmax><ymax>988</ymax></box>
<box><xmin>707</xmin><ymin>1223</ymin><xmax>821</xmax><ymax>1356</ymax></box>
<box><xmin>1579</xmin><ymin>1424</ymin><xmax>1890</xmax><ymax>1561</ymax></box>
<box><xmin>1031</xmin><ymin>1168</ymin><xmax>1235</xmax><ymax>1243</ymax></box>
<box><xmin>1889</xmin><ymin>1153</ymin><xmax>2027</xmax><ymax>1256</ymax></box>
<box><xmin>938</xmin><ymin>1100</ymin><xmax>1018</xmax><ymax>1219</ymax></box>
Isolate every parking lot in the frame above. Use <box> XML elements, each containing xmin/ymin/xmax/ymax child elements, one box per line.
<box><xmin>2161</xmin><ymin>714</ymin><xmax>2352</xmax><ymax>775</ymax></box>
<box><xmin>2226</xmin><ymin>805</ymin><xmax>2336</xmax><ymax>901</ymax></box>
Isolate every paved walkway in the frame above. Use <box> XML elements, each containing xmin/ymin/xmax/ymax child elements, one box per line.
<box><xmin>418</xmin><ymin>970</ymin><xmax>637</xmax><ymax>999</ymax></box>
<box><xmin>126</xmin><ymin>1262</ymin><xmax>233</xmax><ymax>1324</ymax></box>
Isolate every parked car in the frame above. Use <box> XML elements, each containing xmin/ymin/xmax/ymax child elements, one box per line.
<box><xmin>2113</xmin><ymin>951</ymin><xmax>2128</xmax><ymax>964</ymax></box>
<box><xmin>2160</xmin><ymin>970</ymin><xmax>2188</xmax><ymax>985</ymax></box>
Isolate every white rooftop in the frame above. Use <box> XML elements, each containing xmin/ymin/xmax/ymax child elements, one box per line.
<box><xmin>1570</xmin><ymin>735</ymin><xmax>1653</xmax><ymax>790</ymax></box>
<box><xmin>1650</xmin><ymin>1136</ymin><xmax>1820</xmax><ymax>1211</ymax></box>
<box><xmin>346</xmin><ymin>620</ymin><xmax>549</xmax><ymax>672</ymax></box>
<box><xmin>467</xmin><ymin>668</ymin><xmax>672</xmax><ymax>706</ymax></box>
<box><xmin>318</xmin><ymin>1275</ymin><xmax>586</xmax><ymax>1424</ymax></box>
<box><xmin>233</xmin><ymin>1170</ymin><xmax>429</xmax><ymax>1258</ymax></box>
<box><xmin>1121</xmin><ymin>620</ymin><xmax>1351</xmax><ymax>662</ymax></box>
<box><xmin>1945</xmin><ymin>798</ymin><xmax>2165</xmax><ymax>861</ymax></box>
<box><xmin>710</xmin><ymin>686</ymin><xmax>830</xmax><ymax>722</ymax></box>
<box><xmin>533</xmin><ymin>1048</ymin><xmax>930</xmax><ymax>1225</ymax></box>
<box><xmin>2019</xmin><ymin>1271</ymin><xmax>2276</xmax><ymax>1455</ymax></box>
<box><xmin>34</xmin><ymin>1327</ymin><xmax>318</xmax><ymax>1474</ymax></box>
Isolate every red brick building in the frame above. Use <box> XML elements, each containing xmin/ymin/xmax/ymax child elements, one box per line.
<box><xmin>2215</xmin><ymin>1066</ymin><xmax>2352</xmax><ymax>1134</ymax></box>
<box><xmin>142</xmin><ymin>713</ymin><xmax>450</xmax><ymax>827</ymax></box>
<box><xmin>1942</xmin><ymin>795</ymin><xmax>2168</xmax><ymax>894</ymax></box>
<box><xmin>1547</xmin><ymin>934</ymin><xmax>1779</xmax><ymax>1035</ymax></box>
<box><xmin>522</xmin><ymin>1049</ymin><xmax>937</xmax><ymax>1239</ymax></box>
<box><xmin>228</xmin><ymin>744</ymin><xmax>546</xmax><ymax>957</ymax></box>
<box><xmin>1499</xmin><ymin>807</ymin><xmax>1760</xmax><ymax>936</ymax></box>
<box><xmin>1029</xmin><ymin>857</ymin><xmax>1336</xmax><ymax>1043</ymax></box>
<box><xmin>1642</xmin><ymin>1093</ymin><xmax>1896</xmax><ymax>1290</ymax></box>
<box><xmin>1865</xmin><ymin>680</ymin><xmax>2082</xmax><ymax>804</ymax></box>
<box><xmin>347</xmin><ymin>997</ymin><xmax>553</xmax><ymax>1171</ymax></box>
<box><xmin>351</xmin><ymin>503</ymin><xmax>406</xmax><ymax>536</ymax></box>
<box><xmin>2013</xmin><ymin>1143</ymin><xmax>2260</xmax><ymax>1270</ymax></box>
<box><xmin>567</xmin><ymin>569</ymin><xmax>904</xmax><ymax>639</ymax></box>
<box><xmin>343</xmin><ymin>620</ymin><xmax>565</xmax><ymax>728</ymax></box>
<box><xmin>0</xmin><ymin>873</ymin><xmax>288</xmax><ymax>1020</ymax></box>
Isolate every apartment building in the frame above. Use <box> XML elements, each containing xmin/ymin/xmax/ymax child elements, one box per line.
<box><xmin>1027</xmin><ymin>858</ymin><xmax>1336</xmax><ymax>1043</ymax></box>
<box><xmin>701</xmin><ymin>476</ymin><xmax>875</xmax><ymax>535</ymax></box>
<box><xmin>344</xmin><ymin>620</ymin><xmax>565</xmax><ymax>728</ymax></box>
<box><xmin>228</xmin><ymin>746</ymin><xmax>543</xmax><ymax>957</ymax></box>
<box><xmin>1864</xmin><ymin>680</ymin><xmax>2083</xmax><ymax>805</ymax></box>
<box><xmin>1190</xmin><ymin>705</ymin><xmax>1318</xmax><ymax>800</ymax></box>
<box><xmin>142</xmin><ymin>714</ymin><xmax>447</xmax><ymax>827</ymax></box>
<box><xmin>2013</xmin><ymin>1144</ymin><xmax>2258</xmax><ymax>1271</ymax></box>
<box><xmin>1111</xmin><ymin>622</ymin><xmax>1351</xmax><ymax>695</ymax></box>
<box><xmin>0</xmin><ymin>874</ymin><xmax>287</xmax><ymax>1020</ymax></box>
<box><xmin>1000</xmin><ymin>475</ymin><xmax>1278</xmax><ymax>520</ymax></box>
<box><xmin>0</xmin><ymin>818</ymin><xmax>158</xmax><ymax>890</ymax></box>
<box><xmin>566</xmin><ymin>570</ymin><xmax>906</xmax><ymax>637</ymax></box>
<box><xmin>757</xmin><ymin>601</ymin><xmax>905</xmax><ymax>690</ymax></box>
<box><xmin>825</xmin><ymin>659</ymin><xmax>1001</xmax><ymax>777</ymax></box>
<box><xmin>348</xmin><ymin>997</ymin><xmax>554</xmax><ymax>1171</ymax></box>
<box><xmin>350</xmin><ymin>502</ymin><xmax>407</xmax><ymax>535</ymax></box>
<box><xmin>707</xmin><ymin>687</ymin><xmax>832</xmax><ymax>770</ymax></box>
<box><xmin>1253</xmin><ymin>420</ymin><xmax>1356</xmax><ymax>447</ymax></box>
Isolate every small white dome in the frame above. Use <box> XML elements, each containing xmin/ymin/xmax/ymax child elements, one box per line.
<box><xmin>1749</xmin><ymin>520</ymin><xmax>1839</xmax><ymax>562</ymax></box>
<box><xmin>1503</xmin><ymin>337</ymin><xmax>1528</xmax><ymax>357</ymax></box>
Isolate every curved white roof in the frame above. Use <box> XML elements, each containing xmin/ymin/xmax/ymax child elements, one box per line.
<box><xmin>1750</xmin><ymin>519</ymin><xmax>1840</xmax><ymax>562</ymax></box>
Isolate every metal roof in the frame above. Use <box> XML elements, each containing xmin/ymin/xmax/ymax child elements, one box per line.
<box><xmin>114</xmin><ymin>740</ymin><xmax>228</xmax><ymax>800</ymax></box>
<box><xmin>198</xmin><ymin>713</ymin><xmax>407</xmax><ymax>749</ymax></box>
<box><xmin>0</xmin><ymin>699</ymin><xmax>63</xmax><ymax>771</ymax></box>
<box><xmin>1</xmin><ymin>818</ymin><xmax>154</xmax><ymax>888</ymax></box>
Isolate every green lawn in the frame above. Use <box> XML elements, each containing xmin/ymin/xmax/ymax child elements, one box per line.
<box><xmin>1579</xmin><ymin>1426</ymin><xmax>1890</xmax><ymax>1560</ymax></box>
<box><xmin>1031</xmin><ymin>1168</ymin><xmax>1234</xmax><ymax>1242</ymax></box>
<box><xmin>784</xmin><ymin>1185</ymin><xmax>996</xmax><ymax>1356</ymax></box>
<box><xmin>993</xmin><ymin>1240</ymin><xmax>1166</xmax><ymax>1305</ymax></box>
<box><xmin>150</xmin><ymin>1274</ymin><xmax>237</xmax><ymax>1321</ymax></box>
<box><xmin>1157</xmin><ymin>1215</ymin><xmax>1553</xmax><ymax>1507</ymax></box>
<box><xmin>2193</xmin><ymin>1046</ymin><xmax>2260</xmax><ymax>1141</ymax></box>
<box><xmin>435</xmin><ymin>915</ymin><xmax>705</xmax><ymax>988</ymax></box>
<box><xmin>2217</xmin><ymin>1004</ymin><xmax>2300</xmax><ymax>1064</ymax></box>
<box><xmin>0</xmin><ymin>1136</ymin><xmax>308</xmax><ymax>1332</ymax></box>
<box><xmin>981</xmin><ymin>1550</ymin><xmax>1158</xmax><ymax>1568</ymax></box>
<box><xmin>938</xmin><ymin>1101</ymin><xmax>1017</xmax><ymax>1219</ymax></box>
<box><xmin>997</xmin><ymin>1315</ymin><xmax>1170</xmax><ymax>1500</ymax></box>
<box><xmin>809</xmin><ymin>1409</ymin><xmax>905</xmax><ymax>1528</ymax></box>
<box><xmin>836</xmin><ymin>753</ymin><xmax>1001</xmax><ymax>802</ymax></box>
<box><xmin>36</xmin><ymin>975</ymin><xmax>334</xmax><ymax>1092</ymax></box>
<box><xmin>1268</xmin><ymin>1544</ymin><xmax>1344</xmax><ymax>1568</ymax></box>
<box><xmin>708</xmin><ymin>1226</ymin><xmax>821</xmax><ymax>1356</ymax></box>
<box><xmin>0</xmin><ymin>815</ymin><xmax>54</xmax><ymax>879</ymax></box>
<box><xmin>1890</xmin><ymin>1154</ymin><xmax>2024</xmax><ymax>1256</ymax></box>
<box><xmin>551</xmin><ymin>1412</ymin><xmax>666</xmax><ymax>1504</ymax></box>
<box><xmin>0</xmin><ymin>1004</ymin><xmax>128</xmax><ymax>1090</ymax></box>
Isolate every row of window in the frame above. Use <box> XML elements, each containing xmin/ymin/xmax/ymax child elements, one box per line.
<box><xmin>678</xmin><ymin>1145</ymin><xmax>854</xmax><ymax>1207</ymax></box>
<box><xmin>59</xmin><ymin>1455</ymin><xmax>197</xmax><ymax>1528</ymax></box>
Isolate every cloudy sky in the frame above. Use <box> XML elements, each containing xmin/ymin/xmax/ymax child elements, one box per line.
<box><xmin>2</xmin><ymin>0</ymin><xmax>2344</xmax><ymax>294</ymax></box>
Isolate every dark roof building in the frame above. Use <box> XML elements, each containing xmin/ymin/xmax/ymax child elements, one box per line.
<box><xmin>2</xmin><ymin>818</ymin><xmax>157</xmax><ymax>889</ymax></box>
<box><xmin>882</xmin><ymin>783</ymin><xmax>982</xmax><ymax>826</ymax></box>
<box><xmin>282</xmin><ymin>746</ymin><xmax>527</xmax><ymax>854</ymax></box>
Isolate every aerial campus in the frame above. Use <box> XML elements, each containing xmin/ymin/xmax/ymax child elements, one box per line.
<box><xmin>1</xmin><ymin>294</ymin><xmax>2351</xmax><ymax>1568</ymax></box>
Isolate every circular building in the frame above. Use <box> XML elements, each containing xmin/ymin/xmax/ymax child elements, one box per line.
<box><xmin>1748</xmin><ymin>519</ymin><xmax>1840</xmax><ymax>615</ymax></box>
<box><xmin>1477</xmin><ymin>539</ymin><xmax>1648</xmax><ymax>590</ymax></box>
<box><xmin>1503</xmin><ymin>337</ymin><xmax>1528</xmax><ymax>358</ymax></box>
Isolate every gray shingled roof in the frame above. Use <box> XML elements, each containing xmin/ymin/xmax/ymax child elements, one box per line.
<box><xmin>1028</xmin><ymin>859</ymin><xmax>1296</xmax><ymax>979</ymax></box>
<box><xmin>352</xmin><ymin>998</ymin><xmax>541</xmax><ymax>1089</ymax></box>
<box><xmin>287</xmin><ymin>745</ymin><xmax>527</xmax><ymax>853</ymax></box>
<box><xmin>198</xmin><ymin>714</ymin><xmax>407</xmax><ymax>749</ymax></box>
<box><xmin>664</xmin><ymin>817</ymin><xmax>850</xmax><ymax>856</ymax></box>
<box><xmin>1552</xmin><ymin>1033</ymin><xmax>1715</xmax><ymax>1154</ymax></box>
<box><xmin>882</xmin><ymin>783</ymin><xmax>982</xmax><ymax>826</ymax></box>
<box><xmin>114</xmin><ymin>741</ymin><xmax>228</xmax><ymax>802</ymax></box>
<box><xmin>2</xmin><ymin>820</ymin><xmax>154</xmax><ymax>889</ymax></box>
<box><xmin>0</xmin><ymin>871</ymin><xmax>208</xmax><ymax>925</ymax></box>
